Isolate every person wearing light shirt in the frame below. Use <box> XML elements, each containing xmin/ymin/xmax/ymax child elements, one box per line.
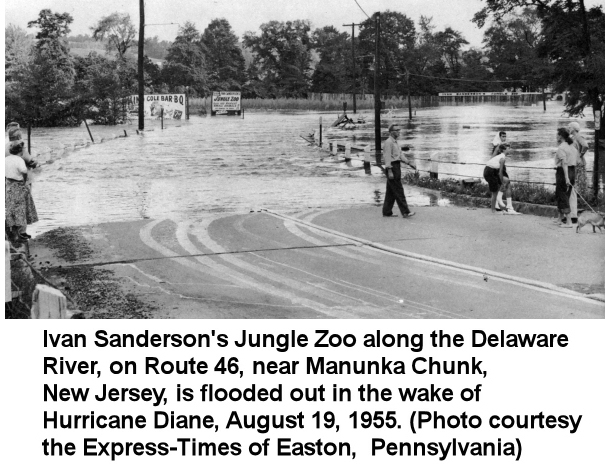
<box><xmin>554</xmin><ymin>128</ymin><xmax>578</xmax><ymax>228</ymax></box>
<box><xmin>382</xmin><ymin>124</ymin><xmax>416</xmax><ymax>218</ymax></box>
<box><xmin>5</xmin><ymin>142</ymin><xmax>38</xmax><ymax>241</ymax></box>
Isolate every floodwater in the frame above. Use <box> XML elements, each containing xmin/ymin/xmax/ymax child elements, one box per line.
<box><xmin>20</xmin><ymin>101</ymin><xmax>596</xmax><ymax>235</ymax></box>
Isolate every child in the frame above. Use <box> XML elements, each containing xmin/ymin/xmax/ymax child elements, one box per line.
<box><xmin>491</xmin><ymin>131</ymin><xmax>507</xmax><ymax>156</ymax></box>
<box><xmin>483</xmin><ymin>144</ymin><xmax>521</xmax><ymax>215</ymax></box>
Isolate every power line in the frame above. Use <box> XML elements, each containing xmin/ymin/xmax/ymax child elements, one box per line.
<box><xmin>353</xmin><ymin>0</ymin><xmax>370</xmax><ymax>19</ymax></box>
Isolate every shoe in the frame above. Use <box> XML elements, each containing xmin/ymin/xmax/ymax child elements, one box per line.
<box><xmin>383</xmin><ymin>214</ymin><xmax>398</xmax><ymax>217</ymax></box>
<box><xmin>402</xmin><ymin>212</ymin><xmax>416</xmax><ymax>218</ymax></box>
<box><xmin>18</xmin><ymin>234</ymin><xmax>29</xmax><ymax>240</ymax></box>
<box><xmin>504</xmin><ymin>208</ymin><xmax>521</xmax><ymax>215</ymax></box>
<box><xmin>20</xmin><ymin>233</ymin><xmax>32</xmax><ymax>239</ymax></box>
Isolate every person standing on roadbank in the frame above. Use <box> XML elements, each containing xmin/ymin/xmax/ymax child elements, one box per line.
<box><xmin>554</xmin><ymin>128</ymin><xmax>578</xmax><ymax>229</ymax></box>
<box><xmin>382</xmin><ymin>125</ymin><xmax>416</xmax><ymax>218</ymax></box>
<box><xmin>568</xmin><ymin>122</ymin><xmax>588</xmax><ymax>196</ymax></box>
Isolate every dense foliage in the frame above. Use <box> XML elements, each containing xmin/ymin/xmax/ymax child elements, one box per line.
<box><xmin>6</xmin><ymin>3</ymin><xmax>605</xmax><ymax>127</ymax></box>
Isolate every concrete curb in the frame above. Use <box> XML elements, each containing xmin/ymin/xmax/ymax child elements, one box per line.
<box><xmin>264</xmin><ymin>209</ymin><xmax>604</xmax><ymax>305</ymax></box>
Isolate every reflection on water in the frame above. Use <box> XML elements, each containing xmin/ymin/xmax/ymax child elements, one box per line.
<box><xmin>22</xmin><ymin>102</ymin><xmax>593</xmax><ymax>234</ymax></box>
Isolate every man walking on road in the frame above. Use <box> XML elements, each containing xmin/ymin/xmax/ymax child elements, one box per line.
<box><xmin>382</xmin><ymin>124</ymin><xmax>416</xmax><ymax>218</ymax></box>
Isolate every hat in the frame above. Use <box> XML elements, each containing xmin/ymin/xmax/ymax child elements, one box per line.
<box><xmin>8</xmin><ymin>128</ymin><xmax>23</xmax><ymax>142</ymax></box>
<box><xmin>7</xmin><ymin>122</ymin><xmax>20</xmax><ymax>129</ymax></box>
<box><xmin>568</xmin><ymin>122</ymin><xmax>581</xmax><ymax>132</ymax></box>
<box><xmin>388</xmin><ymin>125</ymin><xmax>401</xmax><ymax>132</ymax></box>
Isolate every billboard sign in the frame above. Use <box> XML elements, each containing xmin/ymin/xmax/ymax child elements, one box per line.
<box><xmin>211</xmin><ymin>91</ymin><xmax>241</xmax><ymax>116</ymax></box>
<box><xmin>127</xmin><ymin>94</ymin><xmax>186</xmax><ymax>120</ymax></box>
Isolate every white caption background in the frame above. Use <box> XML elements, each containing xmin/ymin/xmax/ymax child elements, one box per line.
<box><xmin>1</xmin><ymin>319</ymin><xmax>604</xmax><ymax>471</ymax></box>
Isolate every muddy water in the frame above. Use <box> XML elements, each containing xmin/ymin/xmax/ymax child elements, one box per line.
<box><xmin>326</xmin><ymin>101</ymin><xmax>596</xmax><ymax>184</ymax></box>
<box><xmin>22</xmin><ymin>102</ymin><xmax>594</xmax><ymax>234</ymax></box>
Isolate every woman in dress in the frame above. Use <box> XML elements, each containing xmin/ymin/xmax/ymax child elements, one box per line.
<box><xmin>568</xmin><ymin>122</ymin><xmax>588</xmax><ymax>195</ymax></box>
<box><xmin>5</xmin><ymin>142</ymin><xmax>38</xmax><ymax>241</ymax></box>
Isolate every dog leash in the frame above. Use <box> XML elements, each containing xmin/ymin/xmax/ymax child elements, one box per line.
<box><xmin>569</xmin><ymin>184</ymin><xmax>600</xmax><ymax>215</ymax></box>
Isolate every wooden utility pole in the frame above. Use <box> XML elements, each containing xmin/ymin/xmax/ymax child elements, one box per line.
<box><xmin>406</xmin><ymin>68</ymin><xmax>412</xmax><ymax>120</ymax></box>
<box><xmin>343</xmin><ymin>23</ymin><xmax>362</xmax><ymax>114</ymax></box>
<box><xmin>138</xmin><ymin>0</ymin><xmax>145</xmax><ymax>131</ymax></box>
<box><xmin>374</xmin><ymin>12</ymin><xmax>381</xmax><ymax>164</ymax></box>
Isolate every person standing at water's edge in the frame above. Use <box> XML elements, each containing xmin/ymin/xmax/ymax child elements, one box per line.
<box><xmin>554</xmin><ymin>128</ymin><xmax>578</xmax><ymax>229</ymax></box>
<box><xmin>483</xmin><ymin>144</ymin><xmax>520</xmax><ymax>214</ymax></box>
<box><xmin>5</xmin><ymin>142</ymin><xmax>38</xmax><ymax>241</ymax></box>
<box><xmin>568</xmin><ymin>122</ymin><xmax>588</xmax><ymax>196</ymax></box>
<box><xmin>382</xmin><ymin>125</ymin><xmax>416</xmax><ymax>218</ymax></box>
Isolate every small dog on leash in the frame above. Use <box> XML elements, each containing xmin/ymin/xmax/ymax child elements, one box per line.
<box><xmin>576</xmin><ymin>210</ymin><xmax>605</xmax><ymax>233</ymax></box>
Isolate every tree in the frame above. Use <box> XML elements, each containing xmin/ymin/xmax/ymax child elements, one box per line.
<box><xmin>5</xmin><ymin>25</ymin><xmax>34</xmax><ymax>82</ymax></box>
<box><xmin>310</xmin><ymin>26</ymin><xmax>352</xmax><ymax>93</ymax></box>
<box><xmin>201</xmin><ymin>18</ymin><xmax>246</xmax><ymax>91</ymax></box>
<box><xmin>482</xmin><ymin>8</ymin><xmax>550</xmax><ymax>91</ymax></box>
<box><xmin>9</xmin><ymin>10</ymin><xmax>77</xmax><ymax>126</ymax></box>
<box><xmin>474</xmin><ymin>0</ymin><xmax>605</xmax><ymax>192</ymax></box>
<box><xmin>163</xmin><ymin>22</ymin><xmax>208</xmax><ymax>95</ymax></box>
<box><xmin>433</xmin><ymin>27</ymin><xmax>469</xmax><ymax>77</ymax></box>
<box><xmin>475</xmin><ymin>1</ymin><xmax>604</xmax><ymax>112</ymax></box>
<box><xmin>243</xmin><ymin>20</ymin><xmax>313</xmax><ymax>98</ymax></box>
<box><xmin>144</xmin><ymin>35</ymin><xmax>172</xmax><ymax>60</ymax></box>
<box><xmin>91</xmin><ymin>12</ymin><xmax>137</xmax><ymax>60</ymax></box>
<box><xmin>459</xmin><ymin>48</ymin><xmax>496</xmax><ymax>92</ymax></box>
<box><xmin>357</xmin><ymin>10</ymin><xmax>416</xmax><ymax>96</ymax></box>
<box><xmin>27</xmin><ymin>9</ymin><xmax>73</xmax><ymax>44</ymax></box>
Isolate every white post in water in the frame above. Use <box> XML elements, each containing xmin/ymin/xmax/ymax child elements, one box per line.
<box><xmin>31</xmin><ymin>285</ymin><xmax>67</xmax><ymax>319</ymax></box>
<box><xmin>345</xmin><ymin>142</ymin><xmax>351</xmax><ymax>162</ymax></box>
<box><xmin>364</xmin><ymin>145</ymin><xmax>372</xmax><ymax>175</ymax></box>
<box><xmin>5</xmin><ymin>242</ymin><xmax>10</xmax><ymax>302</ymax></box>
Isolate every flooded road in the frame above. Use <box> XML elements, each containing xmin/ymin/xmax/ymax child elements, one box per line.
<box><xmin>24</xmin><ymin>102</ymin><xmax>596</xmax><ymax>235</ymax></box>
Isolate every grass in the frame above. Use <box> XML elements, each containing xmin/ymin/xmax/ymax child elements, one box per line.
<box><xmin>402</xmin><ymin>172</ymin><xmax>604</xmax><ymax>209</ymax></box>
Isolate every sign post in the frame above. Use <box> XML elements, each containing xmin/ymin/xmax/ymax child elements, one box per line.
<box><xmin>211</xmin><ymin>91</ymin><xmax>242</xmax><ymax>116</ymax></box>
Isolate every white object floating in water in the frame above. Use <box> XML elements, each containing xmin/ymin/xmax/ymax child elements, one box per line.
<box><xmin>398</xmin><ymin>299</ymin><xmax>404</xmax><ymax>304</ymax></box>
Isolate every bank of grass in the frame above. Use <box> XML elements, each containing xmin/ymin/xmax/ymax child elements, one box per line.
<box><xmin>402</xmin><ymin>172</ymin><xmax>604</xmax><ymax>210</ymax></box>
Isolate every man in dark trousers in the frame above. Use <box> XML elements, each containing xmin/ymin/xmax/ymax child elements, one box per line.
<box><xmin>382</xmin><ymin>124</ymin><xmax>416</xmax><ymax>218</ymax></box>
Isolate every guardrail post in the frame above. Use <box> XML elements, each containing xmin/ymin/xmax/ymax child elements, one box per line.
<box><xmin>429</xmin><ymin>152</ymin><xmax>439</xmax><ymax>179</ymax></box>
<box><xmin>364</xmin><ymin>145</ymin><xmax>372</xmax><ymax>175</ymax></box>
<box><xmin>31</xmin><ymin>284</ymin><xmax>67</xmax><ymax>319</ymax></box>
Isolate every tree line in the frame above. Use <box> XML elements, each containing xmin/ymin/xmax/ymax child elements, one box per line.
<box><xmin>5</xmin><ymin>1</ymin><xmax>604</xmax><ymax>128</ymax></box>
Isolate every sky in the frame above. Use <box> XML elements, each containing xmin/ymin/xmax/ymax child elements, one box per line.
<box><xmin>4</xmin><ymin>0</ymin><xmax>603</xmax><ymax>48</ymax></box>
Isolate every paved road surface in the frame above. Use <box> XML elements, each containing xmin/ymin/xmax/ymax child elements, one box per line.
<box><xmin>32</xmin><ymin>206</ymin><xmax>604</xmax><ymax>319</ymax></box>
